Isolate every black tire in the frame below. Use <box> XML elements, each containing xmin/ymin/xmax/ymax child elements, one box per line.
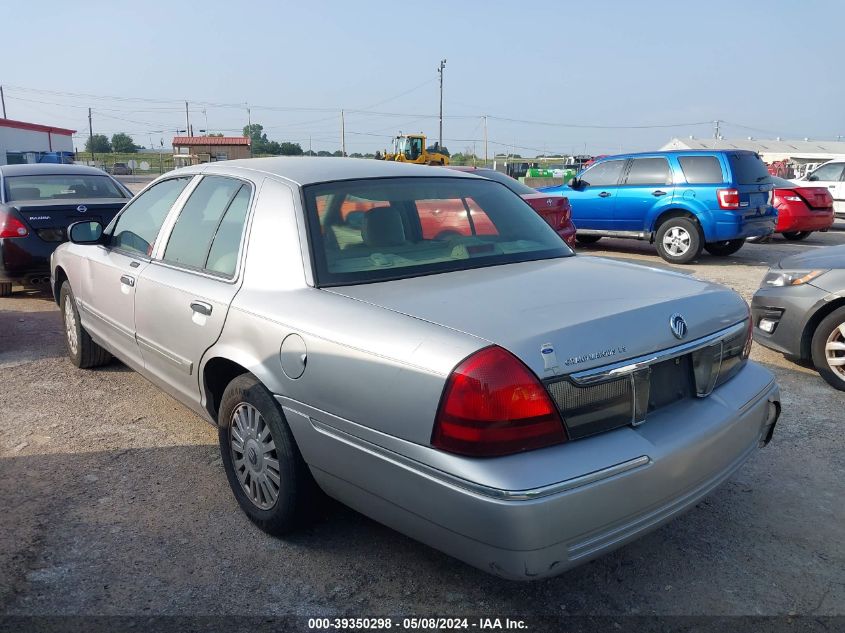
<box><xmin>218</xmin><ymin>374</ymin><xmax>319</xmax><ymax>535</ymax></box>
<box><xmin>0</xmin><ymin>282</ymin><xmax>11</xmax><ymax>297</ymax></box>
<box><xmin>705</xmin><ymin>239</ymin><xmax>745</xmax><ymax>256</ymax></box>
<box><xmin>810</xmin><ymin>306</ymin><xmax>845</xmax><ymax>392</ymax></box>
<box><xmin>654</xmin><ymin>217</ymin><xmax>703</xmax><ymax>264</ymax></box>
<box><xmin>783</xmin><ymin>231</ymin><xmax>812</xmax><ymax>241</ymax></box>
<box><xmin>574</xmin><ymin>234</ymin><xmax>602</xmax><ymax>245</ymax></box>
<box><xmin>59</xmin><ymin>281</ymin><xmax>112</xmax><ymax>369</ymax></box>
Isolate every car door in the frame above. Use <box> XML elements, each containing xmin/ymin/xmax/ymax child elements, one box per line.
<box><xmin>614</xmin><ymin>156</ymin><xmax>675</xmax><ymax>231</ymax></box>
<box><xmin>803</xmin><ymin>161</ymin><xmax>845</xmax><ymax>216</ymax></box>
<box><xmin>133</xmin><ymin>175</ymin><xmax>254</xmax><ymax>408</ymax></box>
<box><xmin>568</xmin><ymin>159</ymin><xmax>625</xmax><ymax>229</ymax></box>
<box><xmin>78</xmin><ymin>176</ymin><xmax>194</xmax><ymax>369</ymax></box>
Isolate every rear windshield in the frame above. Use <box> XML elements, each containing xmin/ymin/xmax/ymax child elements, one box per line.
<box><xmin>304</xmin><ymin>177</ymin><xmax>572</xmax><ymax>286</ymax></box>
<box><xmin>476</xmin><ymin>169</ymin><xmax>537</xmax><ymax>195</ymax></box>
<box><xmin>728</xmin><ymin>153</ymin><xmax>771</xmax><ymax>185</ymax></box>
<box><xmin>4</xmin><ymin>174</ymin><xmax>127</xmax><ymax>201</ymax></box>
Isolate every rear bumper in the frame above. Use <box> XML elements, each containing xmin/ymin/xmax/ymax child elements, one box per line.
<box><xmin>775</xmin><ymin>201</ymin><xmax>835</xmax><ymax>233</ymax></box>
<box><xmin>705</xmin><ymin>207</ymin><xmax>777</xmax><ymax>241</ymax></box>
<box><xmin>0</xmin><ymin>236</ymin><xmax>56</xmax><ymax>284</ymax></box>
<box><xmin>281</xmin><ymin>362</ymin><xmax>779</xmax><ymax>580</ymax></box>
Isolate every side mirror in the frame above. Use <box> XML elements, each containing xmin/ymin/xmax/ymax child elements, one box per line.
<box><xmin>568</xmin><ymin>177</ymin><xmax>582</xmax><ymax>189</ymax></box>
<box><xmin>68</xmin><ymin>220</ymin><xmax>104</xmax><ymax>245</ymax></box>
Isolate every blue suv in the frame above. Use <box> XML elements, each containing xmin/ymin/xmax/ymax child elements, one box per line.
<box><xmin>540</xmin><ymin>150</ymin><xmax>776</xmax><ymax>263</ymax></box>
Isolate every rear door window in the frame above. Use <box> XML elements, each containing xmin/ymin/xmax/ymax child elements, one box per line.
<box><xmin>163</xmin><ymin>176</ymin><xmax>251</xmax><ymax>276</ymax></box>
<box><xmin>678</xmin><ymin>156</ymin><xmax>724</xmax><ymax>184</ymax></box>
<box><xmin>579</xmin><ymin>160</ymin><xmax>624</xmax><ymax>187</ymax></box>
<box><xmin>624</xmin><ymin>157</ymin><xmax>673</xmax><ymax>185</ymax></box>
<box><xmin>728</xmin><ymin>153</ymin><xmax>771</xmax><ymax>185</ymax></box>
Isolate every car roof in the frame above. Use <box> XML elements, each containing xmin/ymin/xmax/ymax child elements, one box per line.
<box><xmin>185</xmin><ymin>157</ymin><xmax>479</xmax><ymax>186</ymax></box>
<box><xmin>594</xmin><ymin>149</ymin><xmax>758</xmax><ymax>161</ymax></box>
<box><xmin>0</xmin><ymin>163</ymin><xmax>110</xmax><ymax>177</ymax></box>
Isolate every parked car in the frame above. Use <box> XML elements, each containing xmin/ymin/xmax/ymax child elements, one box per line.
<box><xmin>540</xmin><ymin>150</ymin><xmax>777</xmax><ymax>264</ymax></box>
<box><xmin>110</xmin><ymin>162</ymin><xmax>132</xmax><ymax>175</ymax></box>
<box><xmin>52</xmin><ymin>158</ymin><xmax>780</xmax><ymax>580</ymax></box>
<box><xmin>752</xmin><ymin>245</ymin><xmax>845</xmax><ymax>390</ymax></box>
<box><xmin>448</xmin><ymin>166</ymin><xmax>576</xmax><ymax>246</ymax></box>
<box><xmin>791</xmin><ymin>160</ymin><xmax>845</xmax><ymax>219</ymax></box>
<box><xmin>0</xmin><ymin>163</ymin><xmax>132</xmax><ymax>296</ymax></box>
<box><xmin>748</xmin><ymin>176</ymin><xmax>834</xmax><ymax>242</ymax></box>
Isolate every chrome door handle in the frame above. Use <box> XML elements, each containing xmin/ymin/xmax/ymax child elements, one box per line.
<box><xmin>190</xmin><ymin>301</ymin><xmax>212</xmax><ymax>316</ymax></box>
<box><xmin>652</xmin><ymin>190</ymin><xmax>667</xmax><ymax>196</ymax></box>
<box><xmin>598</xmin><ymin>191</ymin><xmax>611</xmax><ymax>198</ymax></box>
<box><xmin>119</xmin><ymin>275</ymin><xmax>135</xmax><ymax>287</ymax></box>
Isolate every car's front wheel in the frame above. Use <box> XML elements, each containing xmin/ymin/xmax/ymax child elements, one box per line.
<box><xmin>59</xmin><ymin>281</ymin><xmax>111</xmax><ymax>368</ymax></box>
<box><xmin>704</xmin><ymin>239</ymin><xmax>745</xmax><ymax>256</ymax></box>
<box><xmin>655</xmin><ymin>217</ymin><xmax>702</xmax><ymax>264</ymax></box>
<box><xmin>811</xmin><ymin>306</ymin><xmax>845</xmax><ymax>391</ymax></box>
<box><xmin>218</xmin><ymin>374</ymin><xmax>319</xmax><ymax>535</ymax></box>
<box><xmin>783</xmin><ymin>231</ymin><xmax>812</xmax><ymax>241</ymax></box>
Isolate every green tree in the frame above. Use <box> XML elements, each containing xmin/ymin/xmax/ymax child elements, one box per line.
<box><xmin>317</xmin><ymin>150</ymin><xmax>332</xmax><ymax>157</ymax></box>
<box><xmin>111</xmin><ymin>133</ymin><xmax>139</xmax><ymax>153</ymax></box>
<box><xmin>279</xmin><ymin>142</ymin><xmax>303</xmax><ymax>156</ymax></box>
<box><xmin>243</xmin><ymin>123</ymin><xmax>269</xmax><ymax>153</ymax></box>
<box><xmin>332</xmin><ymin>150</ymin><xmax>344</xmax><ymax>157</ymax></box>
<box><xmin>85</xmin><ymin>134</ymin><xmax>111</xmax><ymax>153</ymax></box>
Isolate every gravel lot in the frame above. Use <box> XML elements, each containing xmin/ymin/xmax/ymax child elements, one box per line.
<box><xmin>1</xmin><ymin>216</ymin><xmax>843</xmax><ymax>618</ymax></box>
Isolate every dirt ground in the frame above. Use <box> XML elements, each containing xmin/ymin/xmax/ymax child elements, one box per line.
<box><xmin>1</xmin><ymin>221</ymin><xmax>843</xmax><ymax>617</ymax></box>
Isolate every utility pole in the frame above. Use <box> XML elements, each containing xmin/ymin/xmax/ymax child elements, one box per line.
<box><xmin>0</xmin><ymin>85</ymin><xmax>6</xmax><ymax>118</ymax></box>
<box><xmin>340</xmin><ymin>109</ymin><xmax>346</xmax><ymax>156</ymax></box>
<box><xmin>483</xmin><ymin>115</ymin><xmax>488</xmax><ymax>166</ymax></box>
<box><xmin>185</xmin><ymin>101</ymin><xmax>191</xmax><ymax>137</ymax></box>
<box><xmin>437</xmin><ymin>59</ymin><xmax>447</xmax><ymax>150</ymax></box>
<box><xmin>246</xmin><ymin>104</ymin><xmax>252</xmax><ymax>157</ymax></box>
<box><xmin>713</xmin><ymin>119</ymin><xmax>722</xmax><ymax>139</ymax></box>
<box><xmin>88</xmin><ymin>107</ymin><xmax>95</xmax><ymax>162</ymax></box>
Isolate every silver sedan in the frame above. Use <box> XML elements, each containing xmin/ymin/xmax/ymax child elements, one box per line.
<box><xmin>50</xmin><ymin>158</ymin><xmax>781</xmax><ymax>580</ymax></box>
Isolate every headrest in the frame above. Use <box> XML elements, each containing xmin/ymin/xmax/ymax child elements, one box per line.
<box><xmin>362</xmin><ymin>206</ymin><xmax>406</xmax><ymax>247</ymax></box>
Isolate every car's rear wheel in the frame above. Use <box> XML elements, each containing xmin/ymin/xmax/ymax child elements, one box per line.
<box><xmin>574</xmin><ymin>234</ymin><xmax>602</xmax><ymax>245</ymax></box>
<box><xmin>783</xmin><ymin>231</ymin><xmax>812</xmax><ymax>241</ymax></box>
<box><xmin>704</xmin><ymin>239</ymin><xmax>745</xmax><ymax>256</ymax></box>
<box><xmin>59</xmin><ymin>281</ymin><xmax>112</xmax><ymax>368</ymax></box>
<box><xmin>218</xmin><ymin>374</ymin><xmax>319</xmax><ymax>534</ymax></box>
<box><xmin>811</xmin><ymin>306</ymin><xmax>845</xmax><ymax>391</ymax></box>
<box><xmin>0</xmin><ymin>282</ymin><xmax>11</xmax><ymax>297</ymax></box>
<box><xmin>655</xmin><ymin>217</ymin><xmax>702</xmax><ymax>264</ymax></box>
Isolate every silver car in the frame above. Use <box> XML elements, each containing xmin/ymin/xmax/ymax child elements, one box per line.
<box><xmin>50</xmin><ymin>158</ymin><xmax>781</xmax><ymax>580</ymax></box>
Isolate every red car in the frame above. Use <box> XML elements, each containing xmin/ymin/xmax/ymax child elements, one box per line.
<box><xmin>769</xmin><ymin>176</ymin><xmax>835</xmax><ymax>240</ymax></box>
<box><xmin>447</xmin><ymin>166</ymin><xmax>576</xmax><ymax>246</ymax></box>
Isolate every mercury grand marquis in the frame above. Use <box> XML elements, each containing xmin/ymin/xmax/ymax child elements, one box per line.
<box><xmin>50</xmin><ymin>158</ymin><xmax>781</xmax><ymax>580</ymax></box>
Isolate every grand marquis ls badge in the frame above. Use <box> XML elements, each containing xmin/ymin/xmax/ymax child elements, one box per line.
<box><xmin>669</xmin><ymin>313</ymin><xmax>688</xmax><ymax>340</ymax></box>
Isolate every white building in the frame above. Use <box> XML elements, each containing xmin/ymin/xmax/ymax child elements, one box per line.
<box><xmin>662</xmin><ymin>137</ymin><xmax>845</xmax><ymax>177</ymax></box>
<box><xmin>0</xmin><ymin>118</ymin><xmax>76</xmax><ymax>166</ymax></box>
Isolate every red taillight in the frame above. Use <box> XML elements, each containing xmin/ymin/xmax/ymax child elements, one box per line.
<box><xmin>0</xmin><ymin>210</ymin><xmax>29</xmax><ymax>238</ymax></box>
<box><xmin>717</xmin><ymin>189</ymin><xmax>740</xmax><ymax>209</ymax></box>
<box><xmin>431</xmin><ymin>346</ymin><xmax>567</xmax><ymax>457</ymax></box>
<box><xmin>558</xmin><ymin>197</ymin><xmax>572</xmax><ymax>227</ymax></box>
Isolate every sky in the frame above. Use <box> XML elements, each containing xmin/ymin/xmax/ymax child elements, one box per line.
<box><xmin>4</xmin><ymin>0</ymin><xmax>843</xmax><ymax>157</ymax></box>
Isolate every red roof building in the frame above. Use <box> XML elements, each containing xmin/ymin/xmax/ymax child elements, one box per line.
<box><xmin>172</xmin><ymin>135</ymin><xmax>251</xmax><ymax>166</ymax></box>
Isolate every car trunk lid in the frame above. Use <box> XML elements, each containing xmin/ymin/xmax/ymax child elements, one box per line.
<box><xmin>326</xmin><ymin>257</ymin><xmax>748</xmax><ymax>377</ymax></box>
<box><xmin>521</xmin><ymin>193</ymin><xmax>571</xmax><ymax>232</ymax></box>
<box><xmin>13</xmin><ymin>199</ymin><xmax>126</xmax><ymax>242</ymax></box>
<box><xmin>792</xmin><ymin>186</ymin><xmax>834</xmax><ymax>210</ymax></box>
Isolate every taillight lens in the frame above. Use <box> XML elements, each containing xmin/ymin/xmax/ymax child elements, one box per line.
<box><xmin>0</xmin><ymin>210</ymin><xmax>29</xmax><ymax>238</ymax></box>
<box><xmin>717</xmin><ymin>188</ymin><xmax>740</xmax><ymax>209</ymax></box>
<box><xmin>690</xmin><ymin>316</ymin><xmax>752</xmax><ymax>396</ymax></box>
<box><xmin>431</xmin><ymin>346</ymin><xmax>567</xmax><ymax>457</ymax></box>
<box><xmin>558</xmin><ymin>197</ymin><xmax>572</xmax><ymax>226</ymax></box>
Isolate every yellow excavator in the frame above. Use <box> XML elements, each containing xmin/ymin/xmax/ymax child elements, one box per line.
<box><xmin>378</xmin><ymin>133</ymin><xmax>450</xmax><ymax>166</ymax></box>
